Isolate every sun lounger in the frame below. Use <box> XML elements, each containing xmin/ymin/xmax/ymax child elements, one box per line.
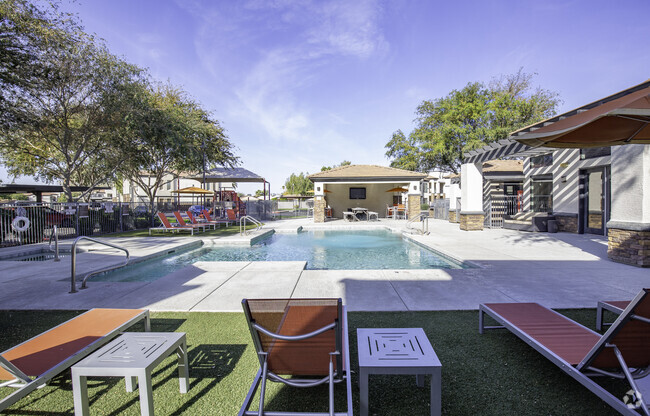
<box><xmin>186</xmin><ymin>210</ymin><xmax>217</xmax><ymax>230</ymax></box>
<box><xmin>479</xmin><ymin>289</ymin><xmax>650</xmax><ymax>415</ymax></box>
<box><xmin>226</xmin><ymin>209</ymin><xmax>237</xmax><ymax>221</ymax></box>
<box><xmin>0</xmin><ymin>308</ymin><xmax>150</xmax><ymax>412</ymax></box>
<box><xmin>172</xmin><ymin>211</ymin><xmax>207</xmax><ymax>233</ymax></box>
<box><xmin>149</xmin><ymin>212</ymin><xmax>196</xmax><ymax>235</ymax></box>
<box><xmin>239</xmin><ymin>298</ymin><xmax>352</xmax><ymax>416</ymax></box>
<box><xmin>202</xmin><ymin>210</ymin><xmax>231</xmax><ymax>227</ymax></box>
<box><xmin>596</xmin><ymin>300</ymin><xmax>631</xmax><ymax>331</ymax></box>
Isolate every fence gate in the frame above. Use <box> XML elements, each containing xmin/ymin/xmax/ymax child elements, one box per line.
<box><xmin>485</xmin><ymin>196</ymin><xmax>520</xmax><ymax>228</ymax></box>
<box><xmin>429</xmin><ymin>199</ymin><xmax>449</xmax><ymax>220</ymax></box>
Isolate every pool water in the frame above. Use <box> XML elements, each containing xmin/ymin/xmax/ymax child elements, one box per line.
<box><xmin>91</xmin><ymin>230</ymin><xmax>467</xmax><ymax>282</ymax></box>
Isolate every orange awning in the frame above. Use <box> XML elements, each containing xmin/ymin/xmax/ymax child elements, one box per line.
<box><xmin>512</xmin><ymin>80</ymin><xmax>650</xmax><ymax>148</ymax></box>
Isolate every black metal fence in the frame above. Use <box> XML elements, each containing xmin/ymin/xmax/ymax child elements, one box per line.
<box><xmin>429</xmin><ymin>199</ymin><xmax>449</xmax><ymax>220</ymax></box>
<box><xmin>484</xmin><ymin>196</ymin><xmax>522</xmax><ymax>228</ymax></box>
<box><xmin>0</xmin><ymin>199</ymin><xmax>312</xmax><ymax>248</ymax></box>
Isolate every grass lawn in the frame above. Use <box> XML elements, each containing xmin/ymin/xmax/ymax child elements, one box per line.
<box><xmin>0</xmin><ymin>309</ymin><xmax>627</xmax><ymax>415</ymax></box>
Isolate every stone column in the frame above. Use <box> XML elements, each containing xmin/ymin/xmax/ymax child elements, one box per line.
<box><xmin>313</xmin><ymin>196</ymin><xmax>326</xmax><ymax>223</ymax></box>
<box><xmin>459</xmin><ymin>162</ymin><xmax>484</xmax><ymax>230</ymax></box>
<box><xmin>607</xmin><ymin>144</ymin><xmax>650</xmax><ymax>267</ymax></box>
<box><xmin>407</xmin><ymin>181</ymin><xmax>421</xmax><ymax>220</ymax></box>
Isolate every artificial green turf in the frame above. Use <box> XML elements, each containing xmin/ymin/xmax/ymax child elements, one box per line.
<box><xmin>0</xmin><ymin>309</ymin><xmax>626</xmax><ymax>415</ymax></box>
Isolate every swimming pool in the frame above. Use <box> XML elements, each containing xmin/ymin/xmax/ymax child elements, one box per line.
<box><xmin>91</xmin><ymin>230</ymin><xmax>468</xmax><ymax>282</ymax></box>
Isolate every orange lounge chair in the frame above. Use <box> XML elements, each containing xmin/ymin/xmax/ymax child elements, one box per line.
<box><xmin>186</xmin><ymin>210</ymin><xmax>217</xmax><ymax>230</ymax></box>
<box><xmin>226</xmin><ymin>209</ymin><xmax>237</xmax><ymax>221</ymax></box>
<box><xmin>479</xmin><ymin>289</ymin><xmax>650</xmax><ymax>415</ymax></box>
<box><xmin>239</xmin><ymin>298</ymin><xmax>352</xmax><ymax>416</ymax></box>
<box><xmin>172</xmin><ymin>211</ymin><xmax>207</xmax><ymax>233</ymax></box>
<box><xmin>0</xmin><ymin>309</ymin><xmax>150</xmax><ymax>412</ymax></box>
<box><xmin>149</xmin><ymin>212</ymin><xmax>196</xmax><ymax>235</ymax></box>
<box><xmin>202</xmin><ymin>210</ymin><xmax>231</xmax><ymax>227</ymax></box>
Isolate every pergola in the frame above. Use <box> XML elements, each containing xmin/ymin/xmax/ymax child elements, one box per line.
<box><xmin>189</xmin><ymin>167</ymin><xmax>269</xmax><ymax>200</ymax></box>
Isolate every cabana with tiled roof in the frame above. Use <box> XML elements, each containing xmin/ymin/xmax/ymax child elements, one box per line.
<box><xmin>308</xmin><ymin>165</ymin><xmax>427</xmax><ymax>222</ymax></box>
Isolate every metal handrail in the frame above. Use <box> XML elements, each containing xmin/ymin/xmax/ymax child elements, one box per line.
<box><xmin>239</xmin><ymin>215</ymin><xmax>262</xmax><ymax>235</ymax></box>
<box><xmin>48</xmin><ymin>225</ymin><xmax>60</xmax><ymax>262</ymax></box>
<box><xmin>70</xmin><ymin>236</ymin><xmax>129</xmax><ymax>293</ymax></box>
<box><xmin>405</xmin><ymin>212</ymin><xmax>430</xmax><ymax>235</ymax></box>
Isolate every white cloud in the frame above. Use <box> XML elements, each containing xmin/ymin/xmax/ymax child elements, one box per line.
<box><xmin>178</xmin><ymin>0</ymin><xmax>387</xmax><ymax>145</ymax></box>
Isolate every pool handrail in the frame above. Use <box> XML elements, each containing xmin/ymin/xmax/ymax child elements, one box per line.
<box><xmin>70</xmin><ymin>236</ymin><xmax>130</xmax><ymax>293</ymax></box>
<box><xmin>240</xmin><ymin>216</ymin><xmax>262</xmax><ymax>235</ymax></box>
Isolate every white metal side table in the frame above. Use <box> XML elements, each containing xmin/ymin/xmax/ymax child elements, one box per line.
<box><xmin>72</xmin><ymin>332</ymin><xmax>189</xmax><ymax>416</ymax></box>
<box><xmin>357</xmin><ymin>328</ymin><xmax>441</xmax><ymax>416</ymax></box>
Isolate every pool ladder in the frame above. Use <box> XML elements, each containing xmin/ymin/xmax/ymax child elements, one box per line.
<box><xmin>405</xmin><ymin>213</ymin><xmax>430</xmax><ymax>235</ymax></box>
<box><xmin>48</xmin><ymin>225</ymin><xmax>60</xmax><ymax>262</ymax></box>
<box><xmin>240</xmin><ymin>215</ymin><xmax>262</xmax><ymax>235</ymax></box>
<box><xmin>69</xmin><ymin>236</ymin><xmax>130</xmax><ymax>293</ymax></box>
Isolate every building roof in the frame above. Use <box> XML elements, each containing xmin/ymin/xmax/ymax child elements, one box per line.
<box><xmin>482</xmin><ymin>159</ymin><xmax>523</xmax><ymax>173</ymax></box>
<box><xmin>308</xmin><ymin>165</ymin><xmax>427</xmax><ymax>181</ymax></box>
<box><xmin>191</xmin><ymin>167</ymin><xmax>265</xmax><ymax>183</ymax></box>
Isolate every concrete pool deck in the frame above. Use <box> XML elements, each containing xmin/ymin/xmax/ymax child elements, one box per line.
<box><xmin>0</xmin><ymin>218</ymin><xmax>648</xmax><ymax>312</ymax></box>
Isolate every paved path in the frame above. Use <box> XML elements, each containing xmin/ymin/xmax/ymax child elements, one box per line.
<box><xmin>0</xmin><ymin>219</ymin><xmax>648</xmax><ymax>312</ymax></box>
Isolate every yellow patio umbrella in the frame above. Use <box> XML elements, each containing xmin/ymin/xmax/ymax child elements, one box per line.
<box><xmin>306</xmin><ymin>189</ymin><xmax>332</xmax><ymax>193</ymax></box>
<box><xmin>171</xmin><ymin>186</ymin><xmax>213</xmax><ymax>206</ymax></box>
<box><xmin>385</xmin><ymin>187</ymin><xmax>407</xmax><ymax>192</ymax></box>
<box><xmin>171</xmin><ymin>186</ymin><xmax>213</xmax><ymax>194</ymax></box>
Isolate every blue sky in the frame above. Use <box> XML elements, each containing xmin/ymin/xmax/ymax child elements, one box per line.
<box><xmin>4</xmin><ymin>0</ymin><xmax>650</xmax><ymax>194</ymax></box>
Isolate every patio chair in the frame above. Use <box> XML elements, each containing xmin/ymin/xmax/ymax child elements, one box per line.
<box><xmin>479</xmin><ymin>288</ymin><xmax>650</xmax><ymax>416</ymax></box>
<box><xmin>149</xmin><ymin>212</ymin><xmax>196</xmax><ymax>235</ymax></box>
<box><xmin>342</xmin><ymin>211</ymin><xmax>356</xmax><ymax>222</ymax></box>
<box><xmin>0</xmin><ymin>308</ymin><xmax>150</xmax><ymax>412</ymax></box>
<box><xmin>239</xmin><ymin>298</ymin><xmax>352</xmax><ymax>416</ymax></box>
<box><xmin>367</xmin><ymin>211</ymin><xmax>379</xmax><ymax>221</ymax></box>
<box><xmin>386</xmin><ymin>205</ymin><xmax>395</xmax><ymax>218</ymax></box>
<box><xmin>172</xmin><ymin>211</ymin><xmax>207</xmax><ymax>233</ymax></box>
<box><xmin>226</xmin><ymin>209</ymin><xmax>237</xmax><ymax>221</ymax></box>
<box><xmin>186</xmin><ymin>210</ymin><xmax>217</xmax><ymax>230</ymax></box>
<box><xmin>596</xmin><ymin>300</ymin><xmax>630</xmax><ymax>331</ymax></box>
<box><xmin>202</xmin><ymin>209</ymin><xmax>232</xmax><ymax>227</ymax></box>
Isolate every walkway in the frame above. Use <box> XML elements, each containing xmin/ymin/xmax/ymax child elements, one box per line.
<box><xmin>0</xmin><ymin>218</ymin><xmax>647</xmax><ymax>312</ymax></box>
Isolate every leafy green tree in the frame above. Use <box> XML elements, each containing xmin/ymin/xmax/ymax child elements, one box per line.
<box><xmin>385</xmin><ymin>69</ymin><xmax>560</xmax><ymax>173</ymax></box>
<box><xmin>320</xmin><ymin>160</ymin><xmax>352</xmax><ymax>171</ymax></box>
<box><xmin>0</xmin><ymin>0</ymin><xmax>77</xmax><ymax>129</ymax></box>
<box><xmin>0</xmin><ymin>27</ymin><xmax>143</xmax><ymax>201</ymax></box>
<box><xmin>117</xmin><ymin>83</ymin><xmax>238</xmax><ymax>214</ymax></box>
<box><xmin>254</xmin><ymin>189</ymin><xmax>264</xmax><ymax>197</ymax></box>
<box><xmin>284</xmin><ymin>172</ymin><xmax>312</xmax><ymax>195</ymax></box>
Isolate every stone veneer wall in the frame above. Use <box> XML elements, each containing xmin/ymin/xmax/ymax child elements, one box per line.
<box><xmin>608</xmin><ymin>228</ymin><xmax>650</xmax><ymax>267</ymax></box>
<box><xmin>407</xmin><ymin>195</ymin><xmax>420</xmax><ymax>220</ymax></box>
<box><xmin>313</xmin><ymin>197</ymin><xmax>326</xmax><ymax>223</ymax></box>
<box><xmin>448</xmin><ymin>210</ymin><xmax>457</xmax><ymax>223</ymax></box>
<box><xmin>554</xmin><ymin>214</ymin><xmax>578</xmax><ymax>233</ymax></box>
<box><xmin>459</xmin><ymin>213</ymin><xmax>484</xmax><ymax>231</ymax></box>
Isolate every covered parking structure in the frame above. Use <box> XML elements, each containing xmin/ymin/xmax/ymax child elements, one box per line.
<box><xmin>308</xmin><ymin>165</ymin><xmax>427</xmax><ymax>222</ymax></box>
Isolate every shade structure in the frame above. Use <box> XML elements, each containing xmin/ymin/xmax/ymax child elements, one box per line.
<box><xmin>511</xmin><ymin>80</ymin><xmax>650</xmax><ymax>148</ymax></box>
<box><xmin>171</xmin><ymin>186</ymin><xmax>213</xmax><ymax>195</ymax></box>
<box><xmin>385</xmin><ymin>187</ymin><xmax>408</xmax><ymax>192</ymax></box>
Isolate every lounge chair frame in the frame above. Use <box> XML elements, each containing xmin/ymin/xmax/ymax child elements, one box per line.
<box><xmin>479</xmin><ymin>290</ymin><xmax>650</xmax><ymax>416</ymax></box>
<box><xmin>596</xmin><ymin>300</ymin><xmax>629</xmax><ymax>331</ymax></box>
<box><xmin>0</xmin><ymin>309</ymin><xmax>150</xmax><ymax>412</ymax></box>
<box><xmin>149</xmin><ymin>212</ymin><xmax>196</xmax><ymax>235</ymax></box>
<box><xmin>239</xmin><ymin>298</ymin><xmax>352</xmax><ymax>416</ymax></box>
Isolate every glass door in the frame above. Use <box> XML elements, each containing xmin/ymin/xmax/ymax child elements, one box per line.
<box><xmin>581</xmin><ymin>167</ymin><xmax>609</xmax><ymax>235</ymax></box>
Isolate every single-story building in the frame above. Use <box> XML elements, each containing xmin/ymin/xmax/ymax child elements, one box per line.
<box><xmin>308</xmin><ymin>165</ymin><xmax>427</xmax><ymax>222</ymax></box>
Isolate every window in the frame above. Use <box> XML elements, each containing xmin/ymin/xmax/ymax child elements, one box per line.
<box><xmin>531</xmin><ymin>177</ymin><xmax>553</xmax><ymax>212</ymax></box>
<box><xmin>580</xmin><ymin>146</ymin><xmax>611</xmax><ymax>160</ymax></box>
<box><xmin>166</xmin><ymin>181</ymin><xmax>171</xmax><ymax>190</ymax></box>
<box><xmin>349</xmin><ymin>187</ymin><xmax>366</xmax><ymax>199</ymax></box>
<box><xmin>530</xmin><ymin>153</ymin><xmax>553</xmax><ymax>168</ymax></box>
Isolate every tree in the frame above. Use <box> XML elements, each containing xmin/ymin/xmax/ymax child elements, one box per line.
<box><xmin>320</xmin><ymin>160</ymin><xmax>352</xmax><ymax>171</ymax></box>
<box><xmin>0</xmin><ymin>28</ymin><xmax>144</xmax><ymax>201</ymax></box>
<box><xmin>0</xmin><ymin>0</ymin><xmax>77</xmax><ymax>129</ymax></box>
<box><xmin>117</xmin><ymin>83</ymin><xmax>238</xmax><ymax>214</ymax></box>
<box><xmin>284</xmin><ymin>172</ymin><xmax>312</xmax><ymax>195</ymax></box>
<box><xmin>254</xmin><ymin>189</ymin><xmax>264</xmax><ymax>197</ymax></box>
<box><xmin>385</xmin><ymin>69</ymin><xmax>561</xmax><ymax>173</ymax></box>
